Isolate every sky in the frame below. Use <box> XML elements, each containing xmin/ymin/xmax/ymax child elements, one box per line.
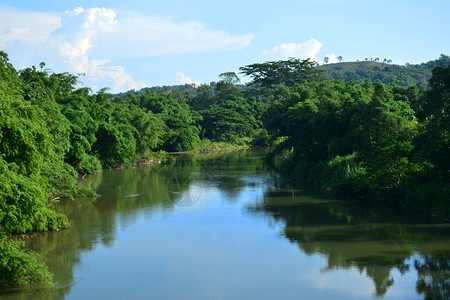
<box><xmin>0</xmin><ymin>0</ymin><xmax>449</xmax><ymax>92</ymax></box>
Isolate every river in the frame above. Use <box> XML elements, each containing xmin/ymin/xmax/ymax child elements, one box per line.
<box><xmin>1</xmin><ymin>149</ymin><xmax>448</xmax><ymax>299</ymax></box>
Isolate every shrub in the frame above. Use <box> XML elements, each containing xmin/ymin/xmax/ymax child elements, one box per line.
<box><xmin>0</xmin><ymin>234</ymin><xmax>54</xmax><ymax>288</ymax></box>
<box><xmin>0</xmin><ymin>159</ymin><xmax>70</xmax><ymax>234</ymax></box>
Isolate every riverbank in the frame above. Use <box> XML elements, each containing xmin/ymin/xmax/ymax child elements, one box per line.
<box><xmin>168</xmin><ymin>145</ymin><xmax>250</xmax><ymax>155</ymax></box>
<box><xmin>273</xmin><ymin>150</ymin><xmax>450</xmax><ymax>221</ymax></box>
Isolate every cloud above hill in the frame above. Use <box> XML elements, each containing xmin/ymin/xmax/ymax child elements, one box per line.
<box><xmin>262</xmin><ymin>38</ymin><xmax>323</xmax><ymax>61</ymax></box>
<box><xmin>323</xmin><ymin>53</ymin><xmax>339</xmax><ymax>64</ymax></box>
<box><xmin>176</xmin><ymin>71</ymin><xmax>200</xmax><ymax>87</ymax></box>
<box><xmin>0</xmin><ymin>6</ymin><xmax>254</xmax><ymax>92</ymax></box>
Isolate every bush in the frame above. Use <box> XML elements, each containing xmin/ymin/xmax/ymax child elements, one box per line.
<box><xmin>324</xmin><ymin>154</ymin><xmax>367</xmax><ymax>194</ymax></box>
<box><xmin>0</xmin><ymin>159</ymin><xmax>70</xmax><ymax>234</ymax></box>
<box><xmin>0</xmin><ymin>234</ymin><xmax>54</xmax><ymax>288</ymax></box>
<box><xmin>251</xmin><ymin>129</ymin><xmax>270</xmax><ymax>146</ymax></box>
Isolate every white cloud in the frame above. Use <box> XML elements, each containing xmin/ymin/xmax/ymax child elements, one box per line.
<box><xmin>78</xmin><ymin>59</ymin><xmax>148</xmax><ymax>92</ymax></box>
<box><xmin>175</xmin><ymin>71</ymin><xmax>200</xmax><ymax>87</ymax></box>
<box><xmin>54</xmin><ymin>7</ymin><xmax>148</xmax><ymax>92</ymax></box>
<box><xmin>58</xmin><ymin>7</ymin><xmax>117</xmax><ymax>60</ymax></box>
<box><xmin>262</xmin><ymin>38</ymin><xmax>323</xmax><ymax>61</ymax></box>
<box><xmin>323</xmin><ymin>53</ymin><xmax>339</xmax><ymax>64</ymax></box>
<box><xmin>0</xmin><ymin>8</ymin><xmax>60</xmax><ymax>47</ymax></box>
<box><xmin>93</xmin><ymin>11</ymin><xmax>254</xmax><ymax>58</ymax></box>
<box><xmin>0</xmin><ymin>6</ymin><xmax>253</xmax><ymax>92</ymax></box>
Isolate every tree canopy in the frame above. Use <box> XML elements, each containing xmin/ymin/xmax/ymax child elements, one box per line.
<box><xmin>239</xmin><ymin>58</ymin><xmax>321</xmax><ymax>88</ymax></box>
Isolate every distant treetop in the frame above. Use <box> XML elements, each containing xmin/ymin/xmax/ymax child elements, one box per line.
<box><xmin>320</xmin><ymin>54</ymin><xmax>450</xmax><ymax>87</ymax></box>
<box><xmin>239</xmin><ymin>58</ymin><xmax>321</xmax><ymax>88</ymax></box>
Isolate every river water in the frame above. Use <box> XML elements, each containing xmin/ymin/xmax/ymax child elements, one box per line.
<box><xmin>1</xmin><ymin>149</ymin><xmax>448</xmax><ymax>299</ymax></box>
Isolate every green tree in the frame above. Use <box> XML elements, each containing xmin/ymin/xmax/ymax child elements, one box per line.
<box><xmin>0</xmin><ymin>51</ymin><xmax>70</xmax><ymax>236</ymax></box>
<box><xmin>201</xmin><ymin>96</ymin><xmax>257</xmax><ymax>143</ymax></box>
<box><xmin>239</xmin><ymin>58</ymin><xmax>321</xmax><ymax>88</ymax></box>
<box><xmin>415</xmin><ymin>65</ymin><xmax>450</xmax><ymax>173</ymax></box>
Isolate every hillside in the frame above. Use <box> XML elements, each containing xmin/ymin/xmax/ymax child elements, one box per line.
<box><xmin>117</xmin><ymin>55</ymin><xmax>450</xmax><ymax>97</ymax></box>
<box><xmin>320</xmin><ymin>54</ymin><xmax>450</xmax><ymax>87</ymax></box>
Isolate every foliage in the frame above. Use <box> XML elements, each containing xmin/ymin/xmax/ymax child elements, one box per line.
<box><xmin>92</xmin><ymin>122</ymin><xmax>137</xmax><ymax>168</ymax></box>
<box><xmin>239</xmin><ymin>57</ymin><xmax>321</xmax><ymax>88</ymax></box>
<box><xmin>0</xmin><ymin>158</ymin><xmax>70</xmax><ymax>234</ymax></box>
<box><xmin>251</xmin><ymin>128</ymin><xmax>271</xmax><ymax>146</ymax></box>
<box><xmin>0</xmin><ymin>235</ymin><xmax>54</xmax><ymax>289</ymax></box>
<box><xmin>261</xmin><ymin>68</ymin><xmax>448</xmax><ymax>213</ymax></box>
<box><xmin>414</xmin><ymin>65</ymin><xmax>450</xmax><ymax>173</ymax></box>
<box><xmin>0</xmin><ymin>52</ymin><xmax>73</xmax><ymax>288</ymax></box>
<box><xmin>0</xmin><ymin>53</ymin><xmax>70</xmax><ymax>235</ymax></box>
<box><xmin>200</xmin><ymin>96</ymin><xmax>257</xmax><ymax>143</ymax></box>
<box><xmin>321</xmin><ymin>54</ymin><xmax>450</xmax><ymax>88</ymax></box>
<box><xmin>134</xmin><ymin>90</ymin><xmax>201</xmax><ymax>151</ymax></box>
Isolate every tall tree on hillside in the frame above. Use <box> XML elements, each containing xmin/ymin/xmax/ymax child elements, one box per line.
<box><xmin>239</xmin><ymin>58</ymin><xmax>321</xmax><ymax>88</ymax></box>
<box><xmin>219</xmin><ymin>72</ymin><xmax>240</xmax><ymax>84</ymax></box>
<box><xmin>215</xmin><ymin>72</ymin><xmax>242</xmax><ymax>102</ymax></box>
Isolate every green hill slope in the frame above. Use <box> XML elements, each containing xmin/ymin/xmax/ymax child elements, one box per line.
<box><xmin>320</xmin><ymin>54</ymin><xmax>450</xmax><ymax>87</ymax></box>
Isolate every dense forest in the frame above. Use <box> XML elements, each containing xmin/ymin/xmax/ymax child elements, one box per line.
<box><xmin>0</xmin><ymin>51</ymin><xmax>449</xmax><ymax>288</ymax></box>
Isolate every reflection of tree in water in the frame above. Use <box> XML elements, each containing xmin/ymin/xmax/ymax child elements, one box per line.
<box><xmin>249</xmin><ymin>185</ymin><xmax>450</xmax><ymax>297</ymax></box>
<box><xmin>4</xmin><ymin>228</ymin><xmax>79</xmax><ymax>300</ymax></box>
<box><xmin>167</xmin><ymin>149</ymin><xmax>268</xmax><ymax>201</ymax></box>
<box><xmin>8</xmin><ymin>165</ymin><xmax>180</xmax><ymax>300</ymax></box>
<box><xmin>415</xmin><ymin>253</ymin><xmax>449</xmax><ymax>300</ymax></box>
<box><xmin>7</xmin><ymin>149</ymin><xmax>269</xmax><ymax>299</ymax></box>
<box><xmin>350</xmin><ymin>255</ymin><xmax>410</xmax><ymax>296</ymax></box>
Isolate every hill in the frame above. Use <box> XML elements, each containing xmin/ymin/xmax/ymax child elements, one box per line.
<box><xmin>115</xmin><ymin>55</ymin><xmax>450</xmax><ymax>98</ymax></box>
<box><xmin>320</xmin><ymin>54</ymin><xmax>450</xmax><ymax>87</ymax></box>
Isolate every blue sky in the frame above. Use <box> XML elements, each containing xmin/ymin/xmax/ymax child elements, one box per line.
<box><xmin>0</xmin><ymin>0</ymin><xmax>449</xmax><ymax>92</ymax></box>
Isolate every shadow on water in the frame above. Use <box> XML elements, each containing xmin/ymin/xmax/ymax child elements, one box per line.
<box><xmin>247</xmin><ymin>179</ymin><xmax>450</xmax><ymax>298</ymax></box>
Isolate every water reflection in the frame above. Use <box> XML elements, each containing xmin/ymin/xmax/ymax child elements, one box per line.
<box><xmin>0</xmin><ymin>150</ymin><xmax>267</xmax><ymax>300</ymax></box>
<box><xmin>248</xmin><ymin>183</ymin><xmax>450</xmax><ymax>298</ymax></box>
<box><xmin>0</xmin><ymin>149</ymin><xmax>448</xmax><ymax>299</ymax></box>
<box><xmin>415</xmin><ymin>253</ymin><xmax>449</xmax><ymax>300</ymax></box>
